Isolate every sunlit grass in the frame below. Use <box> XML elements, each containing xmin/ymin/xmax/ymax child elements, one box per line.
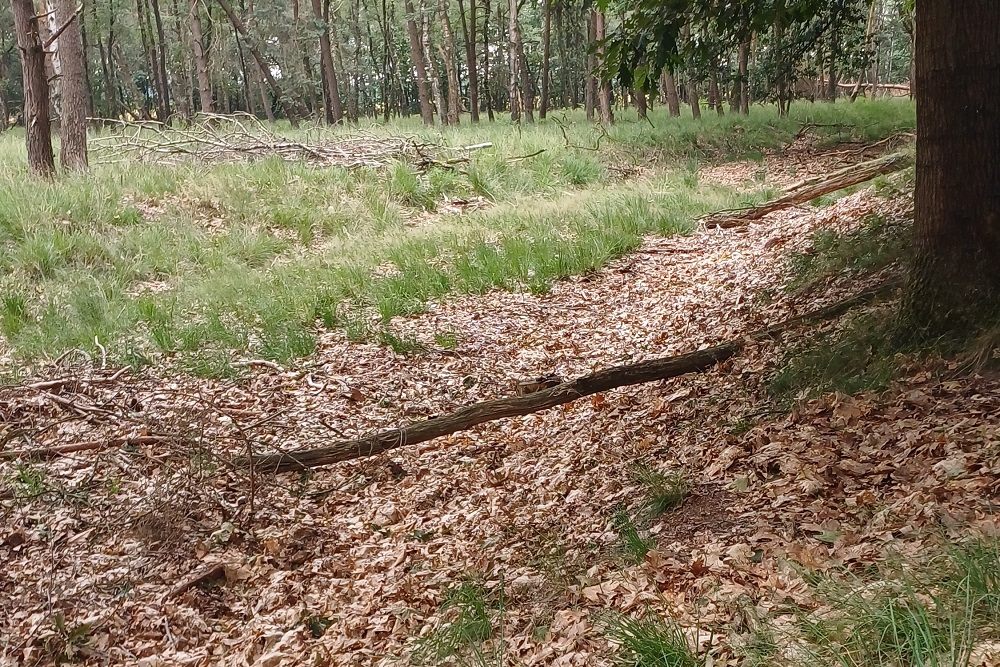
<box><xmin>0</xmin><ymin>99</ymin><xmax>915</xmax><ymax>373</ymax></box>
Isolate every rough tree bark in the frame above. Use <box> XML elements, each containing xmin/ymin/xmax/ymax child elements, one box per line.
<box><xmin>189</xmin><ymin>0</ymin><xmax>214</xmax><ymax>112</ymax></box>
<box><xmin>594</xmin><ymin>9</ymin><xmax>612</xmax><ymax>124</ymax></box>
<box><xmin>11</xmin><ymin>0</ymin><xmax>56</xmax><ymax>177</ymax></box>
<box><xmin>55</xmin><ymin>0</ymin><xmax>88</xmax><ymax>170</ymax></box>
<box><xmin>539</xmin><ymin>0</ymin><xmax>551</xmax><ymax>118</ymax></box>
<box><xmin>662</xmin><ymin>69</ymin><xmax>680</xmax><ymax>117</ymax></box>
<box><xmin>313</xmin><ymin>0</ymin><xmax>343</xmax><ymax>123</ymax></box>
<box><xmin>438</xmin><ymin>0</ymin><xmax>460</xmax><ymax>124</ymax></box>
<box><xmin>905</xmin><ymin>1</ymin><xmax>1000</xmax><ymax>333</ymax></box>
<box><xmin>456</xmin><ymin>0</ymin><xmax>478</xmax><ymax>121</ymax></box>
<box><xmin>149</xmin><ymin>0</ymin><xmax>172</xmax><ymax>119</ymax></box>
<box><xmin>404</xmin><ymin>0</ymin><xmax>434</xmax><ymax>124</ymax></box>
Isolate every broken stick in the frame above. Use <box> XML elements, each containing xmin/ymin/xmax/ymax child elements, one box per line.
<box><xmin>702</xmin><ymin>151</ymin><xmax>912</xmax><ymax>229</ymax></box>
<box><xmin>252</xmin><ymin>283</ymin><xmax>894</xmax><ymax>473</ymax></box>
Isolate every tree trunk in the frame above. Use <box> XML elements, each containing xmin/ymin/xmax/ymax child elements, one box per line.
<box><xmin>438</xmin><ymin>0</ymin><xmax>460</xmax><ymax>124</ymax></box>
<box><xmin>55</xmin><ymin>0</ymin><xmax>88</xmax><ymax>170</ymax></box>
<box><xmin>904</xmin><ymin>1</ymin><xmax>1000</xmax><ymax>333</ymax></box>
<box><xmin>403</xmin><ymin>0</ymin><xmax>434</xmax><ymax>124</ymax></box>
<box><xmin>507</xmin><ymin>0</ymin><xmax>520</xmax><ymax>120</ymax></box>
<box><xmin>190</xmin><ymin>0</ymin><xmax>214</xmax><ymax>112</ymax></box>
<box><xmin>456</xmin><ymin>0</ymin><xmax>478</xmax><ymax>121</ymax></box>
<box><xmin>738</xmin><ymin>39</ymin><xmax>750</xmax><ymax>114</ymax></box>
<box><xmin>662</xmin><ymin>69</ymin><xmax>680</xmax><ymax>116</ymax></box>
<box><xmin>149</xmin><ymin>0</ymin><xmax>172</xmax><ymax>119</ymax></box>
<box><xmin>632</xmin><ymin>87</ymin><xmax>647</xmax><ymax>120</ymax></box>
<box><xmin>313</xmin><ymin>0</ymin><xmax>343</xmax><ymax>123</ymax></box>
<box><xmin>216</xmin><ymin>0</ymin><xmax>299</xmax><ymax>124</ymax></box>
<box><xmin>709</xmin><ymin>65</ymin><xmax>724</xmax><ymax>116</ymax></box>
<box><xmin>482</xmin><ymin>0</ymin><xmax>494</xmax><ymax>120</ymax></box>
<box><xmin>11</xmin><ymin>0</ymin><xmax>56</xmax><ymax>176</ymax></box>
<box><xmin>555</xmin><ymin>0</ymin><xmax>569</xmax><ymax>108</ymax></box>
<box><xmin>584</xmin><ymin>10</ymin><xmax>595</xmax><ymax>120</ymax></box>
<box><xmin>595</xmin><ymin>10</ymin><xmax>612</xmax><ymax>124</ymax></box>
<box><xmin>421</xmin><ymin>4</ymin><xmax>445</xmax><ymax>121</ymax></box>
<box><xmin>539</xmin><ymin>0</ymin><xmax>551</xmax><ymax>118</ymax></box>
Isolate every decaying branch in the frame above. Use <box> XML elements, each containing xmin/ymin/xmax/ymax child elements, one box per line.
<box><xmin>702</xmin><ymin>152</ymin><xmax>913</xmax><ymax>229</ymax></box>
<box><xmin>251</xmin><ymin>283</ymin><xmax>895</xmax><ymax>473</ymax></box>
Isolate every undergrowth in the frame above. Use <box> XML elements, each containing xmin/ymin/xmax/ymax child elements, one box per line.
<box><xmin>411</xmin><ymin>580</ymin><xmax>506</xmax><ymax>666</ymax></box>
<box><xmin>602</xmin><ymin>613</ymin><xmax>701</xmax><ymax>667</ymax></box>
<box><xmin>0</xmin><ymin>99</ymin><xmax>915</xmax><ymax>374</ymax></box>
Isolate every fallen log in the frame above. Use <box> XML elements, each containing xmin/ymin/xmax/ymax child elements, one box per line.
<box><xmin>702</xmin><ymin>151</ymin><xmax>912</xmax><ymax>229</ymax></box>
<box><xmin>252</xmin><ymin>283</ymin><xmax>894</xmax><ymax>473</ymax></box>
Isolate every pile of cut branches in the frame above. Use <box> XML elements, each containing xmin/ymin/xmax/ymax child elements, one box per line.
<box><xmin>88</xmin><ymin>112</ymin><xmax>459</xmax><ymax>168</ymax></box>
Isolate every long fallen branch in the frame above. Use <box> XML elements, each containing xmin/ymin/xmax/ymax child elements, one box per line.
<box><xmin>702</xmin><ymin>151</ymin><xmax>912</xmax><ymax>229</ymax></box>
<box><xmin>253</xmin><ymin>283</ymin><xmax>894</xmax><ymax>473</ymax></box>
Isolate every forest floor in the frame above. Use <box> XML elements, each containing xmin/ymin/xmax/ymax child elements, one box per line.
<box><xmin>3</xmin><ymin>103</ymin><xmax>999</xmax><ymax>666</ymax></box>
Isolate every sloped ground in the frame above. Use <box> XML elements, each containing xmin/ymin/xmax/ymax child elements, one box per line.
<box><xmin>2</xmin><ymin>163</ymin><xmax>997</xmax><ymax>666</ymax></box>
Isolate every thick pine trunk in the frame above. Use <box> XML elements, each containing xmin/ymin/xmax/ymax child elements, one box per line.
<box><xmin>905</xmin><ymin>1</ymin><xmax>1000</xmax><ymax>332</ymax></box>
<box><xmin>55</xmin><ymin>0</ymin><xmax>89</xmax><ymax>170</ymax></box>
<box><xmin>12</xmin><ymin>0</ymin><xmax>56</xmax><ymax>177</ymax></box>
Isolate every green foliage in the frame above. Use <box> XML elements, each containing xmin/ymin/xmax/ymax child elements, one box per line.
<box><xmin>634</xmin><ymin>465</ymin><xmax>690</xmax><ymax>519</ymax></box>
<box><xmin>0</xmin><ymin>101</ymin><xmax>913</xmax><ymax>371</ymax></box>
<box><xmin>613</xmin><ymin>508</ymin><xmax>656</xmax><ymax>564</ymax></box>
<box><xmin>603</xmin><ymin>613</ymin><xmax>701</xmax><ymax>667</ymax></box>
<box><xmin>411</xmin><ymin>580</ymin><xmax>505</xmax><ymax>665</ymax></box>
<box><xmin>786</xmin><ymin>215</ymin><xmax>911</xmax><ymax>292</ymax></box>
<box><xmin>770</xmin><ymin>310</ymin><xmax>901</xmax><ymax>399</ymax></box>
<box><xmin>794</xmin><ymin>538</ymin><xmax>1000</xmax><ymax>667</ymax></box>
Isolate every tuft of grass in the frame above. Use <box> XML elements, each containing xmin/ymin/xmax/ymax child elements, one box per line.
<box><xmin>613</xmin><ymin>508</ymin><xmax>656</xmax><ymax>564</ymax></box>
<box><xmin>785</xmin><ymin>214</ymin><xmax>910</xmax><ymax>293</ymax></box>
<box><xmin>793</xmin><ymin>538</ymin><xmax>1000</xmax><ymax>667</ymax></box>
<box><xmin>434</xmin><ymin>330</ymin><xmax>460</xmax><ymax>349</ymax></box>
<box><xmin>769</xmin><ymin>310</ymin><xmax>901</xmax><ymax>400</ymax></box>
<box><xmin>603</xmin><ymin>613</ymin><xmax>701</xmax><ymax>667</ymax></box>
<box><xmin>411</xmin><ymin>580</ymin><xmax>505</xmax><ymax>665</ymax></box>
<box><xmin>634</xmin><ymin>465</ymin><xmax>690</xmax><ymax>518</ymax></box>
<box><xmin>13</xmin><ymin>463</ymin><xmax>48</xmax><ymax>498</ymax></box>
<box><xmin>377</xmin><ymin>329</ymin><xmax>426</xmax><ymax>355</ymax></box>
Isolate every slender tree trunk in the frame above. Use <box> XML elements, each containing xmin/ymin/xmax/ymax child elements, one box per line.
<box><xmin>632</xmin><ymin>87</ymin><xmax>647</xmax><ymax>120</ymax></box>
<box><xmin>78</xmin><ymin>0</ymin><xmax>94</xmax><ymax>118</ymax></box>
<box><xmin>403</xmin><ymin>0</ymin><xmax>434</xmax><ymax>124</ymax></box>
<box><xmin>313</xmin><ymin>0</ymin><xmax>342</xmax><ymax>123</ymax></box>
<box><xmin>456</xmin><ymin>0</ymin><xmax>478</xmax><ymax>121</ymax></box>
<box><xmin>190</xmin><ymin>0</ymin><xmax>214</xmax><ymax>112</ymax></box>
<box><xmin>12</xmin><ymin>0</ymin><xmax>56</xmax><ymax>176</ymax></box>
<box><xmin>482</xmin><ymin>0</ymin><xmax>494</xmax><ymax>120</ymax></box>
<box><xmin>709</xmin><ymin>65</ymin><xmax>723</xmax><ymax>116</ymax></box>
<box><xmin>584</xmin><ymin>10</ymin><xmax>595</xmax><ymax>120</ymax></box>
<box><xmin>507</xmin><ymin>0</ymin><xmax>520</xmax><ymax>120</ymax></box>
<box><xmin>421</xmin><ymin>3</ymin><xmax>445</xmax><ymax>120</ymax></box>
<box><xmin>149</xmin><ymin>0</ymin><xmax>172</xmax><ymax>118</ymax></box>
<box><xmin>555</xmin><ymin>0</ymin><xmax>569</xmax><ymax>108</ymax></box>
<box><xmin>905</xmin><ymin>0</ymin><xmax>1000</xmax><ymax>333</ymax></box>
<box><xmin>347</xmin><ymin>0</ymin><xmax>363</xmax><ymax>121</ymax></box>
<box><xmin>539</xmin><ymin>0</ymin><xmax>551</xmax><ymax>118</ymax></box>
<box><xmin>216</xmin><ymin>0</ymin><xmax>299</xmax><ymax>124</ymax></box>
<box><xmin>662</xmin><ymin>69</ymin><xmax>680</xmax><ymax>116</ymax></box>
<box><xmin>738</xmin><ymin>38</ymin><xmax>750</xmax><ymax>114</ymax></box>
<box><xmin>594</xmin><ymin>9</ymin><xmax>612</xmax><ymax>124</ymax></box>
<box><xmin>55</xmin><ymin>0</ymin><xmax>89</xmax><ymax>170</ymax></box>
<box><xmin>438</xmin><ymin>0</ymin><xmax>460</xmax><ymax>123</ymax></box>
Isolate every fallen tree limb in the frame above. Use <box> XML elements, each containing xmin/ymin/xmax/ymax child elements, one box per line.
<box><xmin>702</xmin><ymin>152</ymin><xmax>912</xmax><ymax>229</ymax></box>
<box><xmin>252</xmin><ymin>283</ymin><xmax>895</xmax><ymax>473</ymax></box>
<box><xmin>1</xmin><ymin>434</ymin><xmax>177</xmax><ymax>460</ymax></box>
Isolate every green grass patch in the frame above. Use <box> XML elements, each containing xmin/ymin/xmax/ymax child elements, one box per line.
<box><xmin>603</xmin><ymin>612</ymin><xmax>701</xmax><ymax>667</ymax></box>
<box><xmin>411</xmin><ymin>580</ymin><xmax>506</xmax><ymax>665</ymax></box>
<box><xmin>793</xmin><ymin>538</ymin><xmax>1000</xmax><ymax>667</ymax></box>
<box><xmin>634</xmin><ymin>465</ymin><xmax>690</xmax><ymax>519</ymax></box>
<box><xmin>0</xmin><ymin>99</ymin><xmax>915</xmax><ymax>373</ymax></box>
<box><xmin>786</xmin><ymin>214</ymin><xmax>911</xmax><ymax>293</ymax></box>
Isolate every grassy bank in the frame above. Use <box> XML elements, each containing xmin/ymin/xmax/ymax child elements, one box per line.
<box><xmin>0</xmin><ymin>99</ymin><xmax>915</xmax><ymax>374</ymax></box>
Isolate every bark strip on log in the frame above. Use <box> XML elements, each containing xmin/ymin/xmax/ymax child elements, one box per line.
<box><xmin>703</xmin><ymin>152</ymin><xmax>912</xmax><ymax>229</ymax></box>
<box><xmin>252</xmin><ymin>284</ymin><xmax>893</xmax><ymax>473</ymax></box>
